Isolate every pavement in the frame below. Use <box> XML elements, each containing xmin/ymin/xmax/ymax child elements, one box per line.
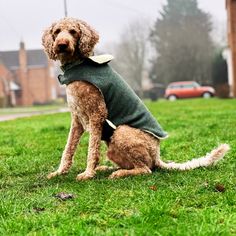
<box><xmin>0</xmin><ymin>108</ymin><xmax>69</xmax><ymax>122</ymax></box>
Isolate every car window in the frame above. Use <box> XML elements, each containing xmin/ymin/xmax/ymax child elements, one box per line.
<box><xmin>193</xmin><ymin>82</ymin><xmax>200</xmax><ymax>87</ymax></box>
<box><xmin>168</xmin><ymin>82</ymin><xmax>201</xmax><ymax>89</ymax></box>
<box><xmin>168</xmin><ymin>84</ymin><xmax>181</xmax><ymax>89</ymax></box>
<box><xmin>182</xmin><ymin>84</ymin><xmax>195</xmax><ymax>88</ymax></box>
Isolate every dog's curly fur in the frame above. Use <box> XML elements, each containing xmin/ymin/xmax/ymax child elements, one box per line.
<box><xmin>42</xmin><ymin>17</ymin><xmax>230</xmax><ymax>180</ymax></box>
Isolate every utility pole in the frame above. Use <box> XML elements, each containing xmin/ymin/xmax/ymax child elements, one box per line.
<box><xmin>226</xmin><ymin>0</ymin><xmax>236</xmax><ymax>97</ymax></box>
<box><xmin>64</xmin><ymin>0</ymin><xmax>68</xmax><ymax>17</ymax></box>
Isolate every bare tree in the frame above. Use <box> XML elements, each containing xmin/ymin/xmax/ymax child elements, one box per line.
<box><xmin>110</xmin><ymin>19</ymin><xmax>151</xmax><ymax>96</ymax></box>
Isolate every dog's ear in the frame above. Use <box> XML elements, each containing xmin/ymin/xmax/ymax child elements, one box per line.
<box><xmin>77</xmin><ymin>20</ymin><xmax>99</xmax><ymax>58</ymax></box>
<box><xmin>42</xmin><ymin>23</ymin><xmax>57</xmax><ymax>60</ymax></box>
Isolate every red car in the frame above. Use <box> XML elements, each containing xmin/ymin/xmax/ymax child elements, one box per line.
<box><xmin>164</xmin><ymin>81</ymin><xmax>215</xmax><ymax>101</ymax></box>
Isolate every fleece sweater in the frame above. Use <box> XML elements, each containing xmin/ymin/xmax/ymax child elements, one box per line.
<box><xmin>58</xmin><ymin>55</ymin><xmax>168</xmax><ymax>141</ymax></box>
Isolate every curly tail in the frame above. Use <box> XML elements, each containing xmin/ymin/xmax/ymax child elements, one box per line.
<box><xmin>156</xmin><ymin>144</ymin><xmax>230</xmax><ymax>171</ymax></box>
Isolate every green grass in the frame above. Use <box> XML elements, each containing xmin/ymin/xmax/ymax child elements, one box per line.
<box><xmin>0</xmin><ymin>98</ymin><xmax>235</xmax><ymax>235</ymax></box>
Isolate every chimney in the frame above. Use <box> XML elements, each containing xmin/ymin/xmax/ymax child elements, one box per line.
<box><xmin>19</xmin><ymin>41</ymin><xmax>30</xmax><ymax>105</ymax></box>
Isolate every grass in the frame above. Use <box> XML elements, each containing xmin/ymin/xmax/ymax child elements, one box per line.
<box><xmin>0</xmin><ymin>98</ymin><xmax>235</xmax><ymax>235</ymax></box>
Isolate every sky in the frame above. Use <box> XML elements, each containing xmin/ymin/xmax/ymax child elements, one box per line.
<box><xmin>0</xmin><ymin>0</ymin><xmax>227</xmax><ymax>52</ymax></box>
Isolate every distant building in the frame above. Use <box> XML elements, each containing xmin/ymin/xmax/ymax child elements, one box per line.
<box><xmin>0</xmin><ymin>63</ymin><xmax>13</xmax><ymax>107</ymax></box>
<box><xmin>226</xmin><ymin>0</ymin><xmax>236</xmax><ymax>97</ymax></box>
<box><xmin>0</xmin><ymin>42</ymin><xmax>60</xmax><ymax>106</ymax></box>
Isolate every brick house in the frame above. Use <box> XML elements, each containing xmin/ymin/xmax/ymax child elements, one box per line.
<box><xmin>0</xmin><ymin>42</ymin><xmax>60</xmax><ymax>106</ymax></box>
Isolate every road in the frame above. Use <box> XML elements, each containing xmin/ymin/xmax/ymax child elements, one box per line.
<box><xmin>0</xmin><ymin>108</ymin><xmax>69</xmax><ymax>122</ymax></box>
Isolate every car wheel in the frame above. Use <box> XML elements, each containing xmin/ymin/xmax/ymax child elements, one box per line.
<box><xmin>202</xmin><ymin>92</ymin><xmax>212</xmax><ymax>99</ymax></box>
<box><xmin>168</xmin><ymin>95</ymin><xmax>177</xmax><ymax>101</ymax></box>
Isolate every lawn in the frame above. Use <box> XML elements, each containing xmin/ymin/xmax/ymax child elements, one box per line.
<box><xmin>0</xmin><ymin>98</ymin><xmax>235</xmax><ymax>235</ymax></box>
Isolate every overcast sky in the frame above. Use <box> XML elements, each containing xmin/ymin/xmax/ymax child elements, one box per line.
<box><xmin>0</xmin><ymin>0</ymin><xmax>227</xmax><ymax>51</ymax></box>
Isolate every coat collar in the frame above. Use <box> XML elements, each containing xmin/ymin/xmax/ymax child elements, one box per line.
<box><xmin>89</xmin><ymin>54</ymin><xmax>114</xmax><ymax>64</ymax></box>
<box><xmin>60</xmin><ymin>54</ymin><xmax>114</xmax><ymax>72</ymax></box>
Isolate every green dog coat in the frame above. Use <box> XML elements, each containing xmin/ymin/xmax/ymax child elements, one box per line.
<box><xmin>58</xmin><ymin>55</ymin><xmax>168</xmax><ymax>141</ymax></box>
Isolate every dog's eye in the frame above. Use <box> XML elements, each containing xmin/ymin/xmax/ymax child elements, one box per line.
<box><xmin>69</xmin><ymin>29</ymin><xmax>77</xmax><ymax>35</ymax></box>
<box><xmin>54</xmin><ymin>29</ymin><xmax>61</xmax><ymax>35</ymax></box>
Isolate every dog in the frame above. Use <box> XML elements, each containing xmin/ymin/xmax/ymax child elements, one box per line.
<box><xmin>42</xmin><ymin>17</ymin><xmax>230</xmax><ymax>180</ymax></box>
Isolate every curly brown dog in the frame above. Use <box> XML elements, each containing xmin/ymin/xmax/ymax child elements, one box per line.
<box><xmin>42</xmin><ymin>17</ymin><xmax>229</xmax><ymax>181</ymax></box>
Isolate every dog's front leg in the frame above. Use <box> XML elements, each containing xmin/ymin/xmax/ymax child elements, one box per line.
<box><xmin>47</xmin><ymin>113</ymin><xmax>84</xmax><ymax>179</ymax></box>
<box><xmin>76</xmin><ymin>121</ymin><xmax>102</xmax><ymax>181</ymax></box>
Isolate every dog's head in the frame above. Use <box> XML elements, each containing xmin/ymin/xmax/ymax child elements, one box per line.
<box><xmin>42</xmin><ymin>17</ymin><xmax>99</xmax><ymax>63</ymax></box>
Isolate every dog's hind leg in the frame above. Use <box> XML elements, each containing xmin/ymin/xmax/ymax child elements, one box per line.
<box><xmin>47</xmin><ymin>113</ymin><xmax>84</xmax><ymax>179</ymax></box>
<box><xmin>107</xmin><ymin>146</ymin><xmax>152</xmax><ymax>179</ymax></box>
<box><xmin>107</xmin><ymin>125</ymin><xmax>156</xmax><ymax>179</ymax></box>
<box><xmin>95</xmin><ymin>165</ymin><xmax>119</xmax><ymax>172</ymax></box>
<box><xmin>109</xmin><ymin>167</ymin><xmax>151</xmax><ymax>179</ymax></box>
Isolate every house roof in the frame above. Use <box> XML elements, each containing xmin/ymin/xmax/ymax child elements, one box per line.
<box><xmin>27</xmin><ymin>50</ymin><xmax>48</xmax><ymax>67</ymax></box>
<box><xmin>0</xmin><ymin>49</ymin><xmax>48</xmax><ymax>70</ymax></box>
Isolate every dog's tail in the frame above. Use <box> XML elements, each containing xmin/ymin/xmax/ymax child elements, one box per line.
<box><xmin>156</xmin><ymin>144</ymin><xmax>230</xmax><ymax>171</ymax></box>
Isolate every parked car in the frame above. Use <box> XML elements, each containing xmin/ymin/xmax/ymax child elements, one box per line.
<box><xmin>164</xmin><ymin>81</ymin><xmax>215</xmax><ymax>101</ymax></box>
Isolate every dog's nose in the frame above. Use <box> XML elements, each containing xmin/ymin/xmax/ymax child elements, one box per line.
<box><xmin>58</xmin><ymin>43</ymin><xmax>68</xmax><ymax>51</ymax></box>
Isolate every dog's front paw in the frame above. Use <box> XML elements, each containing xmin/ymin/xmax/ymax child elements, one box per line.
<box><xmin>76</xmin><ymin>171</ymin><xmax>95</xmax><ymax>181</ymax></box>
<box><xmin>47</xmin><ymin>171</ymin><xmax>60</xmax><ymax>179</ymax></box>
<box><xmin>47</xmin><ymin>168</ymin><xmax>70</xmax><ymax>179</ymax></box>
<box><xmin>109</xmin><ymin>170</ymin><xmax>123</xmax><ymax>179</ymax></box>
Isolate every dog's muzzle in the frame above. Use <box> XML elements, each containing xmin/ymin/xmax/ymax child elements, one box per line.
<box><xmin>54</xmin><ymin>37</ymin><xmax>73</xmax><ymax>54</ymax></box>
<box><xmin>57</xmin><ymin>43</ymin><xmax>69</xmax><ymax>53</ymax></box>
